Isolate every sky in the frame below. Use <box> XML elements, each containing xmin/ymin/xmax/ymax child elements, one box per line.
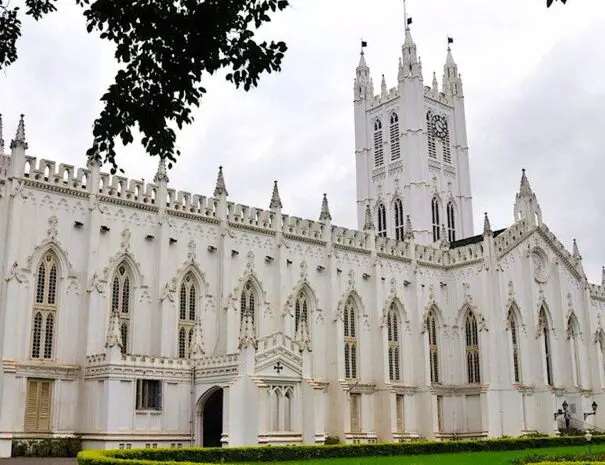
<box><xmin>1</xmin><ymin>0</ymin><xmax>605</xmax><ymax>283</ymax></box>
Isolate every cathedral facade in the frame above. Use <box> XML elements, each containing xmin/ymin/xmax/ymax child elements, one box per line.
<box><xmin>1</xmin><ymin>16</ymin><xmax>605</xmax><ymax>459</ymax></box>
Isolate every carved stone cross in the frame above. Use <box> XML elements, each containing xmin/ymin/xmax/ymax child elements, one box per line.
<box><xmin>273</xmin><ymin>361</ymin><xmax>284</xmax><ymax>374</ymax></box>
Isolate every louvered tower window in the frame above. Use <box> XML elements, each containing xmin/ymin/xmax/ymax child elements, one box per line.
<box><xmin>431</xmin><ymin>197</ymin><xmax>440</xmax><ymax>242</ymax></box>
<box><xmin>446</xmin><ymin>201</ymin><xmax>456</xmax><ymax>242</ymax></box>
<box><xmin>443</xmin><ymin>122</ymin><xmax>452</xmax><ymax>164</ymax></box>
<box><xmin>426</xmin><ymin>112</ymin><xmax>436</xmax><ymax>158</ymax></box>
<box><xmin>465</xmin><ymin>312</ymin><xmax>480</xmax><ymax>384</ymax></box>
<box><xmin>178</xmin><ymin>272</ymin><xmax>198</xmax><ymax>358</ymax></box>
<box><xmin>377</xmin><ymin>203</ymin><xmax>387</xmax><ymax>238</ymax></box>
<box><xmin>374</xmin><ymin>119</ymin><xmax>384</xmax><ymax>167</ymax></box>
<box><xmin>31</xmin><ymin>252</ymin><xmax>58</xmax><ymax>360</ymax></box>
<box><xmin>111</xmin><ymin>263</ymin><xmax>132</xmax><ymax>355</ymax></box>
<box><xmin>394</xmin><ymin>198</ymin><xmax>404</xmax><ymax>241</ymax></box>
<box><xmin>387</xmin><ymin>303</ymin><xmax>401</xmax><ymax>382</ymax></box>
<box><xmin>344</xmin><ymin>297</ymin><xmax>358</xmax><ymax>379</ymax></box>
<box><xmin>390</xmin><ymin>113</ymin><xmax>400</xmax><ymax>161</ymax></box>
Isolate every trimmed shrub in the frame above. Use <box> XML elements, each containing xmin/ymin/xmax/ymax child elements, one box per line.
<box><xmin>12</xmin><ymin>437</ymin><xmax>82</xmax><ymax>457</ymax></box>
<box><xmin>513</xmin><ymin>451</ymin><xmax>605</xmax><ymax>464</ymax></box>
<box><xmin>77</xmin><ymin>435</ymin><xmax>605</xmax><ymax>465</ymax></box>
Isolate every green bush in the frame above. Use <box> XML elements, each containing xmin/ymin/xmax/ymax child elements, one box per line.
<box><xmin>323</xmin><ymin>435</ymin><xmax>340</xmax><ymax>445</ymax></box>
<box><xmin>12</xmin><ymin>437</ymin><xmax>81</xmax><ymax>457</ymax></box>
<box><xmin>77</xmin><ymin>435</ymin><xmax>605</xmax><ymax>465</ymax></box>
<box><xmin>513</xmin><ymin>451</ymin><xmax>605</xmax><ymax>464</ymax></box>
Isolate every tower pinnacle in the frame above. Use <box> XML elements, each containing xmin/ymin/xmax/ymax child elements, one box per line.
<box><xmin>213</xmin><ymin>166</ymin><xmax>228</xmax><ymax>198</ymax></box>
<box><xmin>10</xmin><ymin>114</ymin><xmax>28</xmax><ymax>150</ymax></box>
<box><xmin>269</xmin><ymin>180</ymin><xmax>282</xmax><ymax>210</ymax></box>
<box><xmin>319</xmin><ymin>193</ymin><xmax>332</xmax><ymax>222</ymax></box>
<box><xmin>153</xmin><ymin>157</ymin><xmax>169</xmax><ymax>184</ymax></box>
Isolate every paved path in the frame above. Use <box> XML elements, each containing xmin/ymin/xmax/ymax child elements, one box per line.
<box><xmin>0</xmin><ymin>459</ymin><xmax>77</xmax><ymax>465</ymax></box>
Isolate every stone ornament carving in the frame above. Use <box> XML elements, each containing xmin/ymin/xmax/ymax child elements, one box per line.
<box><xmin>88</xmin><ymin>272</ymin><xmax>104</xmax><ymax>294</ymax></box>
<box><xmin>5</xmin><ymin>262</ymin><xmax>27</xmax><ymax>284</ymax></box>
<box><xmin>531</xmin><ymin>248</ymin><xmax>549</xmax><ymax>283</ymax></box>
<box><xmin>189</xmin><ymin>319</ymin><xmax>205</xmax><ymax>359</ymax></box>
<box><xmin>120</xmin><ymin>228</ymin><xmax>132</xmax><ymax>252</ymax></box>
<box><xmin>105</xmin><ymin>311</ymin><xmax>123</xmax><ymax>349</ymax></box>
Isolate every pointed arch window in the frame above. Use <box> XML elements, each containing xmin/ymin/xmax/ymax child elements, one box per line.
<box><xmin>431</xmin><ymin>197</ymin><xmax>440</xmax><ymax>242</ymax></box>
<box><xmin>31</xmin><ymin>252</ymin><xmax>59</xmax><ymax>360</ymax></box>
<box><xmin>240</xmin><ymin>281</ymin><xmax>256</xmax><ymax>327</ymax></box>
<box><xmin>446</xmin><ymin>201</ymin><xmax>456</xmax><ymax>242</ymax></box>
<box><xmin>111</xmin><ymin>263</ymin><xmax>132</xmax><ymax>355</ymax></box>
<box><xmin>387</xmin><ymin>303</ymin><xmax>401</xmax><ymax>382</ymax></box>
<box><xmin>539</xmin><ymin>308</ymin><xmax>553</xmax><ymax>386</ymax></box>
<box><xmin>426</xmin><ymin>310</ymin><xmax>439</xmax><ymax>384</ymax></box>
<box><xmin>178</xmin><ymin>272</ymin><xmax>198</xmax><ymax>358</ymax></box>
<box><xmin>442</xmin><ymin>122</ymin><xmax>452</xmax><ymax>164</ymax></box>
<box><xmin>390</xmin><ymin>113</ymin><xmax>401</xmax><ymax>161</ymax></box>
<box><xmin>344</xmin><ymin>297</ymin><xmax>358</xmax><ymax>380</ymax></box>
<box><xmin>567</xmin><ymin>315</ymin><xmax>581</xmax><ymax>387</ymax></box>
<box><xmin>377</xmin><ymin>203</ymin><xmax>387</xmax><ymax>238</ymax></box>
<box><xmin>465</xmin><ymin>312</ymin><xmax>480</xmax><ymax>384</ymax></box>
<box><xmin>374</xmin><ymin>119</ymin><xmax>384</xmax><ymax>167</ymax></box>
<box><xmin>294</xmin><ymin>291</ymin><xmax>309</xmax><ymax>335</ymax></box>
<box><xmin>394</xmin><ymin>198</ymin><xmax>404</xmax><ymax>241</ymax></box>
<box><xmin>507</xmin><ymin>309</ymin><xmax>521</xmax><ymax>384</ymax></box>
<box><xmin>426</xmin><ymin>112</ymin><xmax>436</xmax><ymax>159</ymax></box>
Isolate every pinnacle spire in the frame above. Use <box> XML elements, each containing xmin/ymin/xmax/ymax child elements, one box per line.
<box><xmin>432</xmin><ymin>72</ymin><xmax>439</xmax><ymax>93</ymax></box>
<box><xmin>381</xmin><ymin>74</ymin><xmax>387</xmax><ymax>97</ymax></box>
<box><xmin>403</xmin><ymin>0</ymin><xmax>414</xmax><ymax>44</ymax></box>
<box><xmin>572</xmin><ymin>238</ymin><xmax>581</xmax><ymax>260</ymax></box>
<box><xmin>0</xmin><ymin>114</ymin><xmax>4</xmax><ymax>152</ymax></box>
<box><xmin>404</xmin><ymin>215</ymin><xmax>414</xmax><ymax>240</ymax></box>
<box><xmin>363</xmin><ymin>204</ymin><xmax>375</xmax><ymax>231</ymax></box>
<box><xmin>519</xmin><ymin>168</ymin><xmax>533</xmax><ymax>197</ymax></box>
<box><xmin>319</xmin><ymin>193</ymin><xmax>332</xmax><ymax>222</ymax></box>
<box><xmin>602</xmin><ymin>266</ymin><xmax>605</xmax><ymax>287</ymax></box>
<box><xmin>153</xmin><ymin>157</ymin><xmax>169</xmax><ymax>184</ymax></box>
<box><xmin>358</xmin><ymin>41</ymin><xmax>368</xmax><ymax>69</ymax></box>
<box><xmin>440</xmin><ymin>223</ymin><xmax>449</xmax><ymax>248</ymax></box>
<box><xmin>483</xmin><ymin>212</ymin><xmax>492</xmax><ymax>236</ymax></box>
<box><xmin>269</xmin><ymin>180</ymin><xmax>282</xmax><ymax>210</ymax></box>
<box><xmin>213</xmin><ymin>166</ymin><xmax>228</xmax><ymax>198</ymax></box>
<box><xmin>10</xmin><ymin>114</ymin><xmax>28</xmax><ymax>150</ymax></box>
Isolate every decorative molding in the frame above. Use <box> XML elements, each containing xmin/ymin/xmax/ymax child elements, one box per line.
<box><xmin>5</xmin><ymin>261</ymin><xmax>27</xmax><ymax>284</ymax></box>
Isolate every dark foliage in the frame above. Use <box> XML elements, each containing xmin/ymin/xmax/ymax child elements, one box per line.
<box><xmin>12</xmin><ymin>437</ymin><xmax>82</xmax><ymax>457</ymax></box>
<box><xmin>547</xmin><ymin>0</ymin><xmax>568</xmax><ymax>7</ymax></box>
<box><xmin>0</xmin><ymin>0</ymin><xmax>289</xmax><ymax>173</ymax></box>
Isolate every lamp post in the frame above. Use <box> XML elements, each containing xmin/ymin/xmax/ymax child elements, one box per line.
<box><xmin>584</xmin><ymin>401</ymin><xmax>598</xmax><ymax>421</ymax></box>
<box><xmin>554</xmin><ymin>400</ymin><xmax>569</xmax><ymax>434</ymax></box>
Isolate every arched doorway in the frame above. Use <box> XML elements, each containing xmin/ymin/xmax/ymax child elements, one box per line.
<box><xmin>201</xmin><ymin>388</ymin><xmax>223</xmax><ymax>447</ymax></box>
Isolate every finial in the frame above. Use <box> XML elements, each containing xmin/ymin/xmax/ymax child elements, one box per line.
<box><xmin>213</xmin><ymin>166</ymin><xmax>228</xmax><ymax>197</ymax></box>
<box><xmin>432</xmin><ymin>72</ymin><xmax>439</xmax><ymax>93</ymax></box>
<box><xmin>10</xmin><ymin>114</ymin><xmax>28</xmax><ymax>150</ymax></box>
<box><xmin>404</xmin><ymin>215</ymin><xmax>414</xmax><ymax>240</ymax></box>
<box><xmin>440</xmin><ymin>224</ymin><xmax>449</xmax><ymax>247</ymax></box>
<box><xmin>381</xmin><ymin>74</ymin><xmax>387</xmax><ymax>97</ymax></box>
<box><xmin>319</xmin><ymin>193</ymin><xmax>332</xmax><ymax>222</ymax></box>
<box><xmin>572</xmin><ymin>239</ymin><xmax>581</xmax><ymax>260</ymax></box>
<box><xmin>363</xmin><ymin>203</ymin><xmax>375</xmax><ymax>231</ymax></box>
<box><xmin>0</xmin><ymin>114</ymin><xmax>4</xmax><ymax>152</ymax></box>
<box><xmin>358</xmin><ymin>40</ymin><xmax>368</xmax><ymax>68</ymax></box>
<box><xmin>483</xmin><ymin>212</ymin><xmax>492</xmax><ymax>235</ymax></box>
<box><xmin>519</xmin><ymin>168</ymin><xmax>533</xmax><ymax>197</ymax></box>
<box><xmin>269</xmin><ymin>180</ymin><xmax>282</xmax><ymax>210</ymax></box>
<box><xmin>153</xmin><ymin>157</ymin><xmax>169</xmax><ymax>184</ymax></box>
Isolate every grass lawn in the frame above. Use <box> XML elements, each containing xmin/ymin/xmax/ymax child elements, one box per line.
<box><xmin>239</xmin><ymin>443</ymin><xmax>605</xmax><ymax>465</ymax></box>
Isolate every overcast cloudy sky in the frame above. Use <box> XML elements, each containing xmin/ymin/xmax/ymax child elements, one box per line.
<box><xmin>1</xmin><ymin>0</ymin><xmax>604</xmax><ymax>282</ymax></box>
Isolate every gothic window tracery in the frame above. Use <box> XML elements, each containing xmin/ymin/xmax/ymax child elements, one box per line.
<box><xmin>431</xmin><ymin>197</ymin><xmax>440</xmax><ymax>242</ymax></box>
<box><xmin>387</xmin><ymin>303</ymin><xmax>401</xmax><ymax>382</ymax></box>
<box><xmin>111</xmin><ymin>263</ymin><xmax>133</xmax><ymax>355</ymax></box>
<box><xmin>507</xmin><ymin>309</ymin><xmax>521</xmax><ymax>383</ymax></box>
<box><xmin>446</xmin><ymin>201</ymin><xmax>456</xmax><ymax>242</ymax></box>
<box><xmin>240</xmin><ymin>280</ymin><xmax>257</xmax><ymax>326</ymax></box>
<box><xmin>344</xmin><ymin>297</ymin><xmax>358</xmax><ymax>380</ymax></box>
<box><xmin>567</xmin><ymin>314</ymin><xmax>581</xmax><ymax>387</ymax></box>
<box><xmin>426</xmin><ymin>310</ymin><xmax>440</xmax><ymax>384</ymax></box>
<box><xmin>539</xmin><ymin>308</ymin><xmax>553</xmax><ymax>386</ymax></box>
<box><xmin>394</xmin><ymin>198</ymin><xmax>404</xmax><ymax>241</ymax></box>
<box><xmin>294</xmin><ymin>291</ymin><xmax>309</xmax><ymax>335</ymax></box>
<box><xmin>178</xmin><ymin>272</ymin><xmax>198</xmax><ymax>358</ymax></box>
<box><xmin>465</xmin><ymin>311</ymin><xmax>480</xmax><ymax>384</ymax></box>
<box><xmin>31</xmin><ymin>252</ymin><xmax>59</xmax><ymax>360</ymax></box>
<box><xmin>377</xmin><ymin>203</ymin><xmax>387</xmax><ymax>238</ymax></box>
<box><xmin>269</xmin><ymin>386</ymin><xmax>294</xmax><ymax>432</ymax></box>
<box><xmin>374</xmin><ymin>119</ymin><xmax>384</xmax><ymax>167</ymax></box>
<box><xmin>390</xmin><ymin>113</ymin><xmax>400</xmax><ymax>161</ymax></box>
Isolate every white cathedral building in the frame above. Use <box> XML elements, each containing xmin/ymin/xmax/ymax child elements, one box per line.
<box><xmin>0</xmin><ymin>13</ymin><xmax>605</xmax><ymax>458</ymax></box>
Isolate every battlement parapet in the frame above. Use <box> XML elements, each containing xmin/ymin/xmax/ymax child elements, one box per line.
<box><xmin>448</xmin><ymin>242</ymin><xmax>484</xmax><ymax>266</ymax></box>
<box><xmin>331</xmin><ymin>225</ymin><xmax>370</xmax><ymax>251</ymax></box>
<box><xmin>167</xmin><ymin>190</ymin><xmax>217</xmax><ymax>219</ymax></box>
<box><xmin>227</xmin><ymin>202</ymin><xmax>273</xmax><ymax>231</ymax></box>
<box><xmin>281</xmin><ymin>214</ymin><xmax>324</xmax><ymax>241</ymax></box>
<box><xmin>494</xmin><ymin>221</ymin><xmax>530</xmax><ymax>257</ymax></box>
<box><xmin>368</xmin><ymin>87</ymin><xmax>399</xmax><ymax>109</ymax></box>
<box><xmin>376</xmin><ymin>236</ymin><xmax>410</xmax><ymax>260</ymax></box>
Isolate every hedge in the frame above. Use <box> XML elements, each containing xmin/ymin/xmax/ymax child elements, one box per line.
<box><xmin>512</xmin><ymin>451</ymin><xmax>605</xmax><ymax>464</ymax></box>
<box><xmin>12</xmin><ymin>437</ymin><xmax>81</xmax><ymax>457</ymax></box>
<box><xmin>77</xmin><ymin>435</ymin><xmax>605</xmax><ymax>465</ymax></box>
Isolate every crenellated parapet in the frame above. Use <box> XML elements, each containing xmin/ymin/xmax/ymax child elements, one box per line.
<box><xmin>423</xmin><ymin>86</ymin><xmax>452</xmax><ymax>106</ymax></box>
<box><xmin>368</xmin><ymin>87</ymin><xmax>399</xmax><ymax>109</ymax></box>
<box><xmin>589</xmin><ymin>284</ymin><xmax>605</xmax><ymax>302</ymax></box>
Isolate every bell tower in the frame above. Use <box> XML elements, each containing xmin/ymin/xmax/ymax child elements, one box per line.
<box><xmin>354</xmin><ymin>2</ymin><xmax>474</xmax><ymax>245</ymax></box>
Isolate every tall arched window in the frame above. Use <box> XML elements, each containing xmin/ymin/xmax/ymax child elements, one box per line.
<box><xmin>344</xmin><ymin>297</ymin><xmax>358</xmax><ymax>379</ymax></box>
<box><xmin>539</xmin><ymin>308</ymin><xmax>553</xmax><ymax>386</ymax></box>
<box><xmin>294</xmin><ymin>291</ymin><xmax>309</xmax><ymax>335</ymax></box>
<box><xmin>178</xmin><ymin>272</ymin><xmax>198</xmax><ymax>358</ymax></box>
<box><xmin>442</xmin><ymin>122</ymin><xmax>452</xmax><ymax>164</ymax></box>
<box><xmin>374</xmin><ymin>119</ymin><xmax>384</xmax><ymax>167</ymax></box>
<box><xmin>465</xmin><ymin>312</ymin><xmax>480</xmax><ymax>384</ymax></box>
<box><xmin>394</xmin><ymin>198</ymin><xmax>404</xmax><ymax>241</ymax></box>
<box><xmin>446</xmin><ymin>201</ymin><xmax>456</xmax><ymax>242</ymax></box>
<box><xmin>426</xmin><ymin>111</ymin><xmax>436</xmax><ymax>158</ymax></box>
<box><xmin>431</xmin><ymin>197</ymin><xmax>440</xmax><ymax>242</ymax></box>
<box><xmin>377</xmin><ymin>203</ymin><xmax>387</xmax><ymax>237</ymax></box>
<box><xmin>426</xmin><ymin>310</ymin><xmax>439</xmax><ymax>384</ymax></box>
<box><xmin>390</xmin><ymin>113</ymin><xmax>401</xmax><ymax>161</ymax></box>
<box><xmin>111</xmin><ymin>263</ymin><xmax>132</xmax><ymax>355</ymax></box>
<box><xmin>507</xmin><ymin>309</ymin><xmax>521</xmax><ymax>384</ymax></box>
<box><xmin>567</xmin><ymin>314</ymin><xmax>581</xmax><ymax>387</ymax></box>
<box><xmin>240</xmin><ymin>281</ymin><xmax>256</xmax><ymax>326</ymax></box>
<box><xmin>387</xmin><ymin>303</ymin><xmax>401</xmax><ymax>382</ymax></box>
<box><xmin>31</xmin><ymin>252</ymin><xmax>59</xmax><ymax>360</ymax></box>
<box><xmin>270</xmin><ymin>386</ymin><xmax>294</xmax><ymax>432</ymax></box>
